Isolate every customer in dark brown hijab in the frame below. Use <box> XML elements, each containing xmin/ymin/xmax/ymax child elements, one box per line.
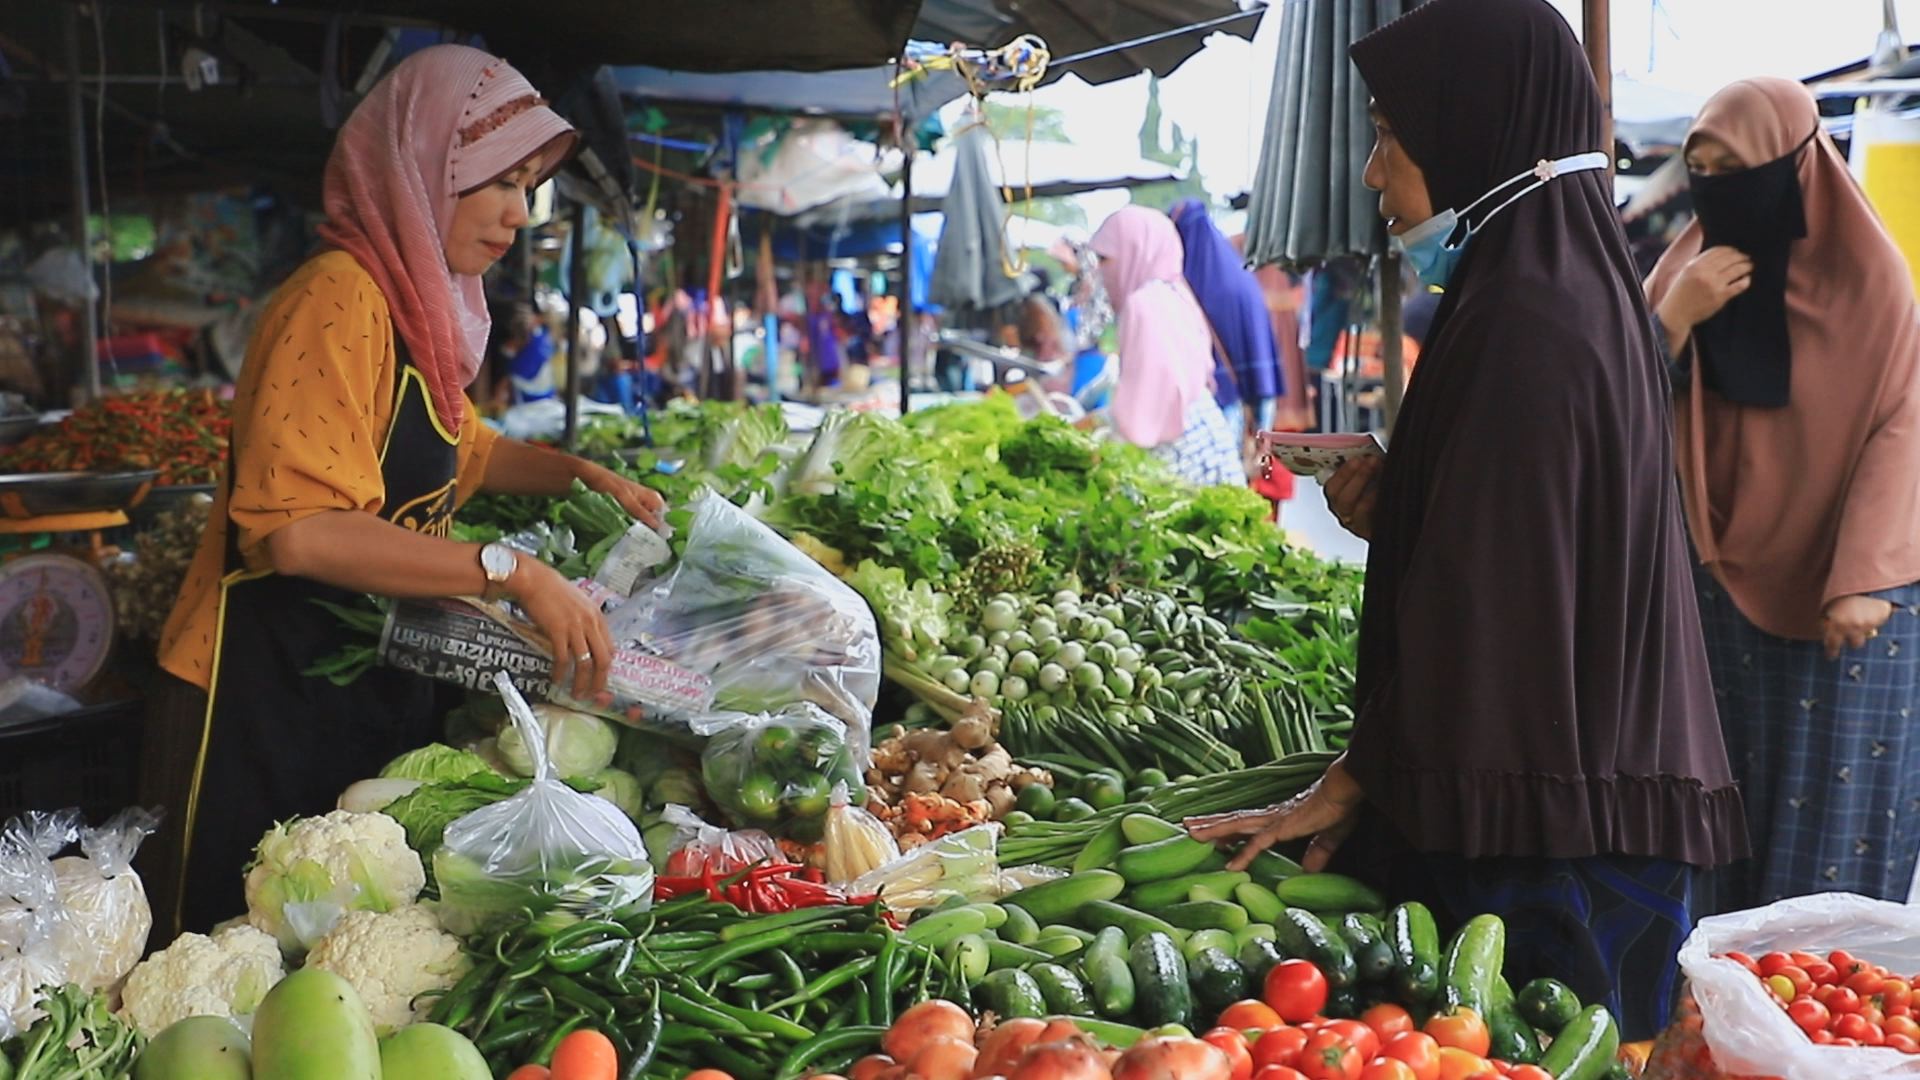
<box><xmin>1188</xmin><ymin>0</ymin><xmax>1746</xmax><ymax>1040</ymax></box>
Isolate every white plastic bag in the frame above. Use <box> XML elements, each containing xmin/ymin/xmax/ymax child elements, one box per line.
<box><xmin>659</xmin><ymin>804</ymin><xmax>781</xmax><ymax>877</ymax></box>
<box><xmin>432</xmin><ymin>672</ymin><xmax>654</xmax><ymax>934</ymax></box>
<box><xmin>1677</xmin><ymin>892</ymin><xmax>1920</xmax><ymax>1078</ymax></box>
<box><xmin>0</xmin><ymin>826</ymin><xmax>68</xmax><ymax>1040</ymax></box>
<box><xmin>51</xmin><ymin>807</ymin><xmax>158</xmax><ymax>993</ymax></box>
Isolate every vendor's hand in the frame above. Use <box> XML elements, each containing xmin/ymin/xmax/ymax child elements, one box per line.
<box><xmin>578</xmin><ymin>462</ymin><xmax>667</xmax><ymax>531</ymax></box>
<box><xmin>1823</xmin><ymin>594</ymin><xmax>1895</xmax><ymax>660</ymax></box>
<box><xmin>510</xmin><ymin>556</ymin><xmax>614</xmax><ymax>699</ymax></box>
<box><xmin>1185</xmin><ymin>759</ymin><xmax>1365</xmax><ymax>872</ymax></box>
<box><xmin>1324</xmin><ymin>455</ymin><xmax>1384</xmax><ymax>541</ymax></box>
<box><xmin>1657</xmin><ymin>246</ymin><xmax>1753</xmax><ymax>335</ymax></box>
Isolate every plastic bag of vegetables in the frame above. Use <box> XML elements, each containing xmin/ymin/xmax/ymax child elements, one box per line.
<box><xmin>695</xmin><ymin>704</ymin><xmax>869</xmax><ymax>836</ymax></box>
<box><xmin>658</xmin><ymin>804</ymin><xmax>782</xmax><ymax>876</ymax></box>
<box><xmin>432</xmin><ymin>672</ymin><xmax>655</xmax><ymax>935</ymax></box>
<box><xmin>609</xmin><ymin>490</ymin><xmax>881</xmax><ymax>754</ymax></box>
<box><xmin>49</xmin><ymin>807</ymin><xmax>157</xmax><ymax>994</ymax></box>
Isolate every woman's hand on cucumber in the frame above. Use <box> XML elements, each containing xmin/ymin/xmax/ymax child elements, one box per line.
<box><xmin>510</xmin><ymin>554</ymin><xmax>615</xmax><ymax>698</ymax></box>
<box><xmin>1184</xmin><ymin>758</ymin><xmax>1365</xmax><ymax>873</ymax></box>
<box><xmin>576</xmin><ymin>460</ymin><xmax>667</xmax><ymax>530</ymax></box>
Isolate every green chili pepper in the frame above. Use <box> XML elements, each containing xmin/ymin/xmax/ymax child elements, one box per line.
<box><xmin>532</xmin><ymin>1013</ymin><xmax>589</xmax><ymax>1066</ymax></box>
<box><xmin>775</xmin><ymin>1026</ymin><xmax>889</xmax><ymax>1080</ymax></box>
<box><xmin>548</xmin><ymin>938</ymin><xmax>628</xmax><ymax>974</ymax></box>
<box><xmin>766</xmin><ymin>956</ymin><xmax>878</xmax><ymax>1013</ymax></box>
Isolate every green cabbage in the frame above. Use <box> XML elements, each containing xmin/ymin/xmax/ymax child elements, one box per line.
<box><xmin>589</xmin><ymin>768</ymin><xmax>645</xmax><ymax>819</ymax></box>
<box><xmin>497</xmin><ymin>706</ymin><xmax>619</xmax><ymax>779</ymax></box>
<box><xmin>378</xmin><ymin>743</ymin><xmax>493</xmax><ymax>783</ymax></box>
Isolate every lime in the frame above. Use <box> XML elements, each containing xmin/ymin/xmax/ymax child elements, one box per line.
<box><xmin>755</xmin><ymin>724</ymin><xmax>797</xmax><ymax>757</ymax></box>
<box><xmin>786</xmin><ymin>773</ymin><xmax>834</xmax><ymax>818</ymax></box>
<box><xmin>1078</xmin><ymin>771</ymin><xmax>1124</xmax><ymax>802</ymax></box>
<box><xmin>1082</xmin><ymin>774</ymin><xmax>1127</xmax><ymax>811</ymax></box>
<box><xmin>1127</xmin><ymin>786</ymin><xmax>1154</xmax><ymax>804</ymax></box>
<box><xmin>1016</xmin><ymin>783</ymin><xmax>1057</xmax><ymax>818</ymax></box>
<box><xmin>736</xmin><ymin>775</ymin><xmax>783</xmax><ymax>822</ymax></box>
<box><xmin>1053</xmin><ymin>797</ymin><xmax>1097</xmax><ymax>822</ymax></box>
<box><xmin>1002</xmin><ymin>810</ymin><xmax>1036</xmax><ymax>828</ymax></box>
<box><xmin>1135</xmin><ymin>767</ymin><xmax>1171</xmax><ymax>787</ymax></box>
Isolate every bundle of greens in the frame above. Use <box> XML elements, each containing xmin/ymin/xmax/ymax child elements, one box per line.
<box><xmin>0</xmin><ymin>985</ymin><xmax>142</xmax><ymax>1079</ymax></box>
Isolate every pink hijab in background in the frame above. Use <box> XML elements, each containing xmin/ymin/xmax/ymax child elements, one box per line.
<box><xmin>1646</xmin><ymin>78</ymin><xmax>1920</xmax><ymax>640</ymax></box>
<box><xmin>1090</xmin><ymin>207</ymin><xmax>1215</xmax><ymax>447</ymax></box>
<box><xmin>318</xmin><ymin>45</ymin><xmax>576</xmax><ymax>433</ymax></box>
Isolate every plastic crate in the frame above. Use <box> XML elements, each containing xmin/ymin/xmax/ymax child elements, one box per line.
<box><xmin>0</xmin><ymin>699</ymin><xmax>143</xmax><ymax>823</ymax></box>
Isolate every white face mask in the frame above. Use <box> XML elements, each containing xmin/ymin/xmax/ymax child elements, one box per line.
<box><xmin>1393</xmin><ymin>151</ymin><xmax>1611</xmax><ymax>289</ymax></box>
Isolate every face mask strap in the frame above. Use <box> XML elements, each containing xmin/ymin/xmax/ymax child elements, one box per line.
<box><xmin>1452</xmin><ymin>151</ymin><xmax>1610</xmax><ymax>245</ymax></box>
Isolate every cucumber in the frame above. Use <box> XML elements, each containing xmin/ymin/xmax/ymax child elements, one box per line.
<box><xmin>1033</xmin><ymin>934</ymin><xmax>1091</xmax><ymax>959</ymax></box>
<box><xmin>1188</xmin><ymin>948</ymin><xmax>1250</xmax><ymax>1020</ymax></box>
<box><xmin>1246</xmin><ymin>849</ymin><xmax>1306</xmax><ymax>888</ymax></box>
<box><xmin>1188</xmin><ymin>879</ymin><xmax>1242</xmax><ymax>903</ymax></box>
<box><xmin>1237</xmin><ymin>937</ymin><xmax>1287</xmax><ymax>985</ymax></box>
<box><xmin>1073</xmin><ymin>818</ymin><xmax>1131</xmax><ymax>874</ymax></box>
<box><xmin>1274</xmin><ymin>872</ymin><xmax>1387</xmax><ymax>913</ymax></box>
<box><xmin>1439</xmin><ymin>914</ymin><xmax>1505</xmax><ymax>1017</ymax></box>
<box><xmin>1130</xmin><ymin>871</ymin><xmax>1251</xmax><ymax>911</ymax></box>
<box><xmin>1075</xmin><ymin>900</ymin><xmax>1186</xmax><ymax>944</ymax></box>
<box><xmin>1001</xmin><ymin>904</ymin><xmax>1042</xmax><ymax>945</ymax></box>
<box><xmin>1487</xmin><ymin>976</ymin><xmax>1542</xmax><ymax>1065</ymax></box>
<box><xmin>1273</xmin><ymin>908</ymin><xmax>1357</xmax><ymax>989</ymax></box>
<box><xmin>979</xmin><ymin>969</ymin><xmax>1048</xmax><ymax>1019</ymax></box>
<box><xmin>1232</xmin><ymin>924</ymin><xmax>1277</xmax><ymax>950</ymax></box>
<box><xmin>1121</xmin><ymin>813</ymin><xmax>1185</xmax><ymax>845</ymax></box>
<box><xmin>1084</xmin><ymin>927</ymin><xmax>1138</xmax><ymax>1018</ymax></box>
<box><xmin>1061</xmin><ymin>1016</ymin><xmax>1147</xmax><ymax>1049</ymax></box>
<box><xmin>987</xmin><ymin>939</ymin><xmax>1054</xmax><ymax>971</ymax></box>
<box><xmin>905</xmin><ymin>906</ymin><xmax>991</xmax><ymax>949</ymax></box>
<box><xmin>1129</xmin><ymin>932</ymin><xmax>1194</xmax><ymax>1027</ymax></box>
<box><xmin>947</xmin><ymin>934</ymin><xmax>992</xmax><ymax>982</ymax></box>
<box><xmin>971</xmin><ymin>903</ymin><xmax>1011</xmax><ymax>929</ymax></box>
<box><xmin>1234</xmin><ymin>882</ymin><xmax>1286</xmax><ymax>925</ymax></box>
<box><xmin>1516</xmin><ymin>978</ymin><xmax>1582</xmax><ymax>1034</ymax></box>
<box><xmin>1116</xmin><ymin>836</ymin><xmax>1219</xmax><ymax>884</ymax></box>
<box><xmin>1030</xmin><ymin>963</ymin><xmax>1096</xmax><ymax>1016</ymax></box>
<box><xmin>1183</xmin><ymin>929</ymin><xmax>1238</xmax><ymax>962</ymax></box>
<box><xmin>1388</xmin><ymin>902</ymin><xmax>1442</xmax><ymax>1005</ymax></box>
<box><xmin>1338</xmin><ymin>913</ymin><xmax>1396</xmax><ymax>984</ymax></box>
<box><xmin>1157</xmin><ymin>900</ymin><xmax>1251</xmax><ymax>933</ymax></box>
<box><xmin>1005</xmin><ymin>869</ymin><xmax>1127</xmax><ymax>924</ymax></box>
<box><xmin>1536</xmin><ymin>1005</ymin><xmax>1619</xmax><ymax>1080</ymax></box>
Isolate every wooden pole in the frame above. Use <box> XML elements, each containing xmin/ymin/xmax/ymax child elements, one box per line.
<box><xmin>1585</xmin><ymin>0</ymin><xmax>1613</xmax><ymax>161</ymax></box>
<box><xmin>897</xmin><ymin>152</ymin><xmax>915</xmax><ymax>417</ymax></box>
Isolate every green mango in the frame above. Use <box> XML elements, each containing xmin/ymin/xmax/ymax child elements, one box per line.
<box><xmin>249</xmin><ymin>969</ymin><xmax>379</xmax><ymax>1080</ymax></box>
<box><xmin>133</xmin><ymin>1016</ymin><xmax>251</xmax><ymax>1080</ymax></box>
<box><xmin>379</xmin><ymin>1023</ymin><xmax>491</xmax><ymax>1080</ymax></box>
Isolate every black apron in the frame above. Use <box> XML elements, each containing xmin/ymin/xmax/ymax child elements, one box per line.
<box><xmin>176</xmin><ymin>345</ymin><xmax>459</xmax><ymax>933</ymax></box>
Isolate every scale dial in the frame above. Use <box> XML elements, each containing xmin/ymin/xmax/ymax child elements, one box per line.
<box><xmin>0</xmin><ymin>553</ymin><xmax>114</xmax><ymax>693</ymax></box>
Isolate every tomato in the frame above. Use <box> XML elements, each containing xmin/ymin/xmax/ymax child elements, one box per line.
<box><xmin>1884</xmin><ymin>980</ymin><xmax>1913</xmax><ymax>1011</ymax></box>
<box><xmin>1759</xmin><ymin>952</ymin><xmax>1794</xmax><ymax>977</ymax></box>
<box><xmin>1888</xmin><ymin>1034</ymin><xmax>1920</xmax><ymax>1054</ymax></box>
<box><xmin>1884</xmin><ymin>1015</ymin><xmax>1920</xmax><ymax>1041</ymax></box>
<box><xmin>1891</xmin><ymin>1002</ymin><xmax>1914</xmax><ymax>1021</ymax></box>
<box><xmin>1221</xmin><ymin>1001</ymin><xmax>1286</xmax><ymax>1032</ymax></box>
<box><xmin>1361</xmin><ymin>1004</ymin><xmax>1416</xmax><ymax>1043</ymax></box>
<box><xmin>1810</xmin><ymin>1029</ymin><xmax>1836</xmax><ymax>1045</ymax></box>
<box><xmin>1829</xmin><ymin>951</ymin><xmax>1864</xmax><ymax>976</ymax></box>
<box><xmin>1778</xmin><ymin>965</ymin><xmax>1815</xmax><ymax>997</ymax></box>
<box><xmin>1266</xmin><ymin>961</ymin><xmax>1332</xmax><ymax>1024</ymax></box>
<box><xmin>1813</xmin><ymin>984</ymin><xmax>1839</xmax><ymax>1005</ymax></box>
<box><xmin>1506</xmin><ymin>1068</ymin><xmax>1554</xmax><ymax>1080</ymax></box>
<box><xmin>1255</xmin><ymin>1028</ymin><xmax>1313</xmax><ymax>1071</ymax></box>
<box><xmin>1766</xmin><ymin>975</ymin><xmax>1796</xmax><ymax>1001</ymax></box>
<box><xmin>1849</xmin><ymin>969</ymin><xmax>1890</xmax><ymax>998</ymax></box>
<box><xmin>1298</xmin><ymin>1031</ymin><xmax>1365</xmax><ymax>1080</ymax></box>
<box><xmin>1833</xmin><ymin>1037</ymin><xmax>1861</xmax><ymax>1048</ymax></box>
<box><xmin>1829</xmin><ymin>987</ymin><xmax>1863</xmax><ymax>1014</ymax></box>
<box><xmin>1864</xmin><ymin>1005</ymin><xmax>1887</xmax><ymax>1027</ymax></box>
<box><xmin>1254</xmin><ymin>1068</ymin><xmax>1312</xmax><ymax>1080</ymax></box>
<box><xmin>1424</xmin><ymin>1011</ymin><xmax>1491</xmax><ymax>1059</ymax></box>
<box><xmin>1724</xmin><ymin>951</ymin><xmax>1761</xmax><ymax>976</ymax></box>
<box><xmin>1804</xmin><ymin>961</ymin><xmax>1839</xmax><ymax>986</ymax></box>
<box><xmin>1359</xmin><ymin>1061</ymin><xmax>1417</xmax><ymax>1080</ymax></box>
<box><xmin>1835</xmin><ymin>1013</ymin><xmax>1880</xmax><ymax>1044</ymax></box>
<box><xmin>1206</xmin><ymin>1027</ymin><xmax>1257</xmax><ymax>1080</ymax></box>
<box><xmin>1323</xmin><ymin>1020</ymin><xmax>1382</xmax><ymax>1062</ymax></box>
<box><xmin>1381</xmin><ymin>1032</ymin><xmax>1441</xmax><ymax>1080</ymax></box>
<box><xmin>1435</xmin><ymin>1048</ymin><xmax>1495</xmax><ymax>1080</ymax></box>
<box><xmin>1787</xmin><ymin>997</ymin><xmax>1830</xmax><ymax>1034</ymax></box>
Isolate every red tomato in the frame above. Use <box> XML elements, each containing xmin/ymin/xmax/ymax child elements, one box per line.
<box><xmin>1298</xmin><ymin>1031</ymin><xmax>1364</xmax><ymax>1080</ymax></box>
<box><xmin>1811</xmin><ymin>1029</ymin><xmax>1836</xmax><ymax>1045</ymax></box>
<box><xmin>1805</xmin><ymin>961</ymin><xmax>1840</xmax><ymax>986</ymax></box>
<box><xmin>1778</xmin><ymin>965</ymin><xmax>1815</xmax><ymax>997</ymax></box>
<box><xmin>1787</xmin><ymin>997</ymin><xmax>1830</xmax><ymax>1034</ymax></box>
<box><xmin>1891</xmin><ymin>1002</ymin><xmax>1914</xmax><ymax>1021</ymax></box>
<box><xmin>1434</xmin><ymin>1048</ymin><xmax>1494</xmax><ymax>1080</ymax></box>
<box><xmin>1834</xmin><ymin>1037</ymin><xmax>1862</xmax><ymax>1048</ymax></box>
<box><xmin>1724</xmin><ymin>951</ymin><xmax>1761</xmax><ymax>976</ymax></box>
<box><xmin>1254</xmin><ymin>1068</ymin><xmax>1311</xmax><ymax>1080</ymax></box>
<box><xmin>1255</xmin><ymin>1028</ymin><xmax>1313</xmax><ymax>1071</ymax></box>
<box><xmin>1381</xmin><ymin>1032</ymin><xmax>1441</xmax><ymax>1080</ymax></box>
<box><xmin>1322</xmin><ymin>1020</ymin><xmax>1382</xmax><ymax>1062</ymax></box>
<box><xmin>1759</xmin><ymin>952</ymin><xmax>1794</xmax><ymax>977</ymax></box>
<box><xmin>1359</xmin><ymin>1061</ymin><xmax>1417</xmax><ymax>1080</ymax></box>
<box><xmin>1864</xmin><ymin>1006</ymin><xmax>1887</xmax><ymax>1027</ymax></box>
<box><xmin>1888</xmin><ymin>1034</ymin><xmax>1920</xmax><ymax>1054</ymax></box>
<box><xmin>1361</xmin><ymin>1004</ymin><xmax>1416</xmax><ymax>1043</ymax></box>
<box><xmin>1265</xmin><ymin>961</ymin><xmax>1332</xmax><ymax>1024</ymax></box>
<box><xmin>1884</xmin><ymin>1015</ymin><xmax>1920</xmax><ymax>1041</ymax></box>
<box><xmin>1506</xmin><ymin>1068</ymin><xmax>1554</xmax><ymax>1080</ymax></box>
<box><xmin>1884</xmin><ymin>980</ymin><xmax>1913</xmax><ymax>1011</ymax></box>
<box><xmin>1814</xmin><ymin>985</ymin><xmax>1840</xmax><ymax>1006</ymax></box>
<box><xmin>1830</xmin><ymin>987</ymin><xmax>1863</xmax><ymax>1015</ymax></box>
<box><xmin>1829</xmin><ymin>951</ymin><xmax>1864</xmax><ymax>976</ymax></box>
<box><xmin>1206</xmin><ymin>1027</ymin><xmax>1257</xmax><ymax>1080</ymax></box>
<box><xmin>1850</xmin><ymin>970</ymin><xmax>1890</xmax><ymax>997</ymax></box>
<box><xmin>1221</xmin><ymin>1001</ymin><xmax>1286</xmax><ymax>1032</ymax></box>
<box><xmin>1424</xmin><ymin>1011</ymin><xmax>1492</xmax><ymax>1059</ymax></box>
<box><xmin>1835</xmin><ymin>1014</ymin><xmax>1879</xmax><ymax>1043</ymax></box>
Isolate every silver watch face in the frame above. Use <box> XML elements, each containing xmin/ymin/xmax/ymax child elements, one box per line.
<box><xmin>481</xmin><ymin>544</ymin><xmax>516</xmax><ymax>582</ymax></box>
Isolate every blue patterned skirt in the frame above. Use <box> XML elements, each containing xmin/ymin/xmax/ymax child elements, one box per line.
<box><xmin>1693</xmin><ymin>566</ymin><xmax>1920</xmax><ymax>912</ymax></box>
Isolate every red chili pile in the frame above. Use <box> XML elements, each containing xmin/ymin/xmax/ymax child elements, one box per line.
<box><xmin>1721</xmin><ymin>948</ymin><xmax>1920</xmax><ymax>1052</ymax></box>
<box><xmin>0</xmin><ymin>389</ymin><xmax>230</xmax><ymax>485</ymax></box>
<box><xmin>653</xmin><ymin>860</ymin><xmax>889</xmax><ymax>918</ymax></box>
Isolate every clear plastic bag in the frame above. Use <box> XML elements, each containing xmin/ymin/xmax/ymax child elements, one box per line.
<box><xmin>609</xmin><ymin>491</ymin><xmax>881</xmax><ymax>749</ymax></box>
<box><xmin>0</xmin><ymin>825</ymin><xmax>68</xmax><ymax>1040</ymax></box>
<box><xmin>695</xmin><ymin>704</ymin><xmax>869</xmax><ymax>835</ymax></box>
<box><xmin>51</xmin><ymin>807</ymin><xmax>159</xmax><ymax>993</ymax></box>
<box><xmin>432</xmin><ymin>672</ymin><xmax>655</xmax><ymax>935</ymax></box>
<box><xmin>848</xmin><ymin>823</ymin><xmax>1004</xmax><ymax>911</ymax></box>
<box><xmin>822</xmin><ymin>783</ymin><xmax>899</xmax><ymax>884</ymax></box>
<box><xmin>659</xmin><ymin>805</ymin><xmax>781</xmax><ymax>877</ymax></box>
<box><xmin>1675</xmin><ymin>892</ymin><xmax>1920</xmax><ymax>1079</ymax></box>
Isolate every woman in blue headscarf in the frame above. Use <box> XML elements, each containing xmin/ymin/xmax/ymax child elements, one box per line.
<box><xmin>1171</xmin><ymin>198</ymin><xmax>1283</xmax><ymax>437</ymax></box>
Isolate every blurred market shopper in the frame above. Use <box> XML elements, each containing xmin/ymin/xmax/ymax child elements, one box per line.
<box><xmin>1089</xmin><ymin>206</ymin><xmax>1243</xmax><ymax>487</ymax></box>
<box><xmin>144</xmin><ymin>45</ymin><xmax>665</xmax><ymax>936</ymax></box>
<box><xmin>1171</xmin><ymin>198</ymin><xmax>1285</xmax><ymax>440</ymax></box>
<box><xmin>1645</xmin><ymin>77</ymin><xmax>1920</xmax><ymax>912</ymax></box>
<box><xmin>1187</xmin><ymin>0</ymin><xmax>1746</xmax><ymax>1040</ymax></box>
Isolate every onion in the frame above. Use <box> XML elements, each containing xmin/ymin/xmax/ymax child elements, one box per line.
<box><xmin>908</xmin><ymin>1036</ymin><xmax>979</xmax><ymax>1080</ymax></box>
<box><xmin>1036</xmin><ymin>1019</ymin><xmax>1082</xmax><ymax>1044</ymax></box>
<box><xmin>885</xmin><ymin>1000</ymin><xmax>977</xmax><ymax>1063</ymax></box>
<box><xmin>1110</xmin><ymin>1037</ymin><xmax>1231</xmax><ymax>1080</ymax></box>
<box><xmin>975</xmin><ymin>1018</ymin><xmax>1049</xmax><ymax>1078</ymax></box>
<box><xmin>851</xmin><ymin>1055</ymin><xmax>897</xmax><ymax>1080</ymax></box>
<box><xmin>1008</xmin><ymin>1038</ymin><xmax>1113</xmax><ymax>1080</ymax></box>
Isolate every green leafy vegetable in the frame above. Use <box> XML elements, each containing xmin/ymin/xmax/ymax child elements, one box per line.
<box><xmin>378</xmin><ymin>743</ymin><xmax>492</xmax><ymax>784</ymax></box>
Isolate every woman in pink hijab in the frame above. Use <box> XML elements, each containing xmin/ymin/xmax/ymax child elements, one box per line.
<box><xmin>1645</xmin><ymin>77</ymin><xmax>1920</xmax><ymax>911</ymax></box>
<box><xmin>148</xmin><ymin>45</ymin><xmax>664</xmax><ymax>933</ymax></box>
<box><xmin>1089</xmin><ymin>206</ymin><xmax>1242</xmax><ymax>487</ymax></box>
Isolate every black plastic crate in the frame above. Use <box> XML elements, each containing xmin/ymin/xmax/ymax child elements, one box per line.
<box><xmin>0</xmin><ymin>698</ymin><xmax>144</xmax><ymax>824</ymax></box>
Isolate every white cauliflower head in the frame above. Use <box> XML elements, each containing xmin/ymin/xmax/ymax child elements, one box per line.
<box><xmin>118</xmin><ymin>924</ymin><xmax>285</xmax><ymax>1038</ymax></box>
<box><xmin>304</xmin><ymin>906</ymin><xmax>471</xmax><ymax>1034</ymax></box>
<box><xmin>244</xmin><ymin>810</ymin><xmax>426</xmax><ymax>956</ymax></box>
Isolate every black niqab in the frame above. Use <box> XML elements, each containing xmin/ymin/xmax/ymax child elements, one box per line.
<box><xmin>1342</xmin><ymin>0</ymin><xmax>1746</xmax><ymax>866</ymax></box>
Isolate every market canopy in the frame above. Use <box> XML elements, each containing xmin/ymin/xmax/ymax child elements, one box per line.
<box><xmin>614</xmin><ymin>63</ymin><xmax>967</xmax><ymax>125</ymax></box>
<box><xmin>912</xmin><ymin>0</ymin><xmax>1266</xmax><ymax>86</ymax></box>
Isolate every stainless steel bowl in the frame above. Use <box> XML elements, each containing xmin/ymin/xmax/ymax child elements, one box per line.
<box><xmin>0</xmin><ymin>470</ymin><xmax>161</xmax><ymax>518</ymax></box>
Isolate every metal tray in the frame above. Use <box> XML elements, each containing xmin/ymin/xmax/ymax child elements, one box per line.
<box><xmin>0</xmin><ymin>416</ymin><xmax>42</xmax><ymax>448</ymax></box>
<box><xmin>0</xmin><ymin>470</ymin><xmax>160</xmax><ymax>519</ymax></box>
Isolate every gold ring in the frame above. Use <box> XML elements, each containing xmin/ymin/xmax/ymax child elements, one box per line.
<box><xmin>576</xmin><ymin>653</ymin><xmax>593</xmax><ymax>664</ymax></box>
<box><xmin>1868</xmin><ymin>630</ymin><xmax>1880</xmax><ymax>640</ymax></box>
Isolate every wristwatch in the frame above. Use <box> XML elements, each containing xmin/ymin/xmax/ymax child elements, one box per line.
<box><xmin>479</xmin><ymin>543</ymin><xmax>519</xmax><ymax>601</ymax></box>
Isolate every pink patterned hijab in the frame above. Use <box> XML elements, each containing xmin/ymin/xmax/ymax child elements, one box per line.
<box><xmin>317</xmin><ymin>45</ymin><xmax>576</xmax><ymax>432</ymax></box>
<box><xmin>1090</xmin><ymin>207</ymin><xmax>1214</xmax><ymax>447</ymax></box>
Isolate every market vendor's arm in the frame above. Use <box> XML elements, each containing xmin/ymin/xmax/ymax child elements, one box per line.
<box><xmin>1185</xmin><ymin>757</ymin><xmax>1364</xmax><ymax>871</ymax></box>
<box><xmin>479</xmin><ymin>434</ymin><xmax>666</xmax><ymax>528</ymax></box>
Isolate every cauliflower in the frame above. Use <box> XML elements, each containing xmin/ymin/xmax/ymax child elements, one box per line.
<box><xmin>118</xmin><ymin>924</ymin><xmax>285</xmax><ymax>1038</ymax></box>
<box><xmin>304</xmin><ymin>906</ymin><xmax>471</xmax><ymax>1034</ymax></box>
<box><xmin>245</xmin><ymin>810</ymin><xmax>426</xmax><ymax>956</ymax></box>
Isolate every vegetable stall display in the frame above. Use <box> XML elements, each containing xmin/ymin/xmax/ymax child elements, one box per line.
<box><xmin>0</xmin><ymin>389</ymin><xmax>230</xmax><ymax>486</ymax></box>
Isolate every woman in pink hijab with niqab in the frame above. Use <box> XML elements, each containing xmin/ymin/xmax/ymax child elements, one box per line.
<box><xmin>147</xmin><ymin>45</ymin><xmax>665</xmax><ymax>934</ymax></box>
<box><xmin>1090</xmin><ymin>206</ymin><xmax>1243</xmax><ymax>487</ymax></box>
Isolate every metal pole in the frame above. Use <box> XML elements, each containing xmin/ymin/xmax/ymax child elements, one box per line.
<box><xmin>64</xmin><ymin>6</ymin><xmax>100</xmax><ymax>403</ymax></box>
<box><xmin>1379</xmin><ymin>253</ymin><xmax>1404</xmax><ymax>427</ymax></box>
<box><xmin>897</xmin><ymin>153</ymin><xmax>915</xmax><ymax>417</ymax></box>
<box><xmin>1585</xmin><ymin>0</ymin><xmax>1613</xmax><ymax>165</ymax></box>
<box><xmin>563</xmin><ymin>200</ymin><xmax>586</xmax><ymax>450</ymax></box>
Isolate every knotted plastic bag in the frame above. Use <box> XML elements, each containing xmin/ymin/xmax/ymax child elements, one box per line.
<box><xmin>0</xmin><ymin>825</ymin><xmax>68</xmax><ymax>1040</ymax></box>
<box><xmin>51</xmin><ymin>807</ymin><xmax>159</xmax><ymax>993</ymax></box>
<box><xmin>659</xmin><ymin>804</ymin><xmax>781</xmax><ymax>877</ymax></box>
<box><xmin>695</xmin><ymin>704</ymin><xmax>868</xmax><ymax>836</ymax></box>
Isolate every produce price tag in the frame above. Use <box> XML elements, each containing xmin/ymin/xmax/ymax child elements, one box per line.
<box><xmin>1255</xmin><ymin>431</ymin><xmax>1386</xmax><ymax>482</ymax></box>
<box><xmin>378</xmin><ymin>597</ymin><xmax>714</xmax><ymax>731</ymax></box>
